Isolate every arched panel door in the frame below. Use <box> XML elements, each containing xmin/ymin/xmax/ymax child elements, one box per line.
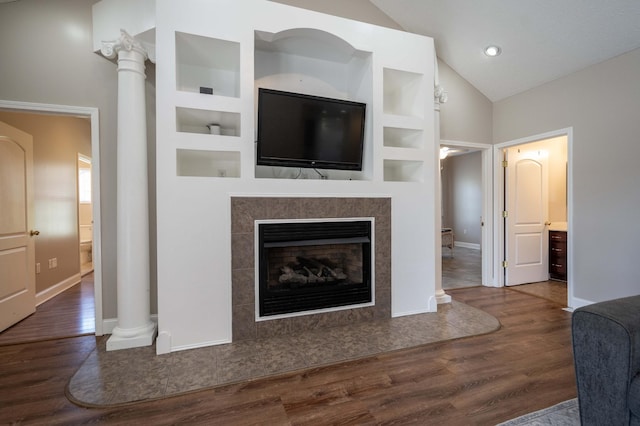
<box><xmin>0</xmin><ymin>121</ymin><xmax>35</xmax><ymax>331</ymax></box>
<box><xmin>506</xmin><ymin>147</ymin><xmax>549</xmax><ymax>286</ymax></box>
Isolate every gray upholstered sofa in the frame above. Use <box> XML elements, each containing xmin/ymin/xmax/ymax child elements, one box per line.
<box><xmin>572</xmin><ymin>295</ymin><xmax>640</xmax><ymax>425</ymax></box>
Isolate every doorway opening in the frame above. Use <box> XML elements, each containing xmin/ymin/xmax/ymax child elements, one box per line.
<box><xmin>494</xmin><ymin>128</ymin><xmax>573</xmax><ymax>308</ymax></box>
<box><xmin>77</xmin><ymin>154</ymin><xmax>94</xmax><ymax>277</ymax></box>
<box><xmin>439</xmin><ymin>140</ymin><xmax>493</xmax><ymax>290</ymax></box>
<box><xmin>0</xmin><ymin>100</ymin><xmax>103</xmax><ymax>335</ymax></box>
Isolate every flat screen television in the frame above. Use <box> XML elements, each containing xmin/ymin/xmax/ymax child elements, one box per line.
<box><xmin>256</xmin><ymin>88</ymin><xmax>366</xmax><ymax>171</ymax></box>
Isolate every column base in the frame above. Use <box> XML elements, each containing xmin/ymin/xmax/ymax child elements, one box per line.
<box><xmin>436</xmin><ymin>290</ymin><xmax>452</xmax><ymax>304</ymax></box>
<box><xmin>107</xmin><ymin>322</ymin><xmax>157</xmax><ymax>351</ymax></box>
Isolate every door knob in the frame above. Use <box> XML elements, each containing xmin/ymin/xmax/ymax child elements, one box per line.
<box><xmin>29</xmin><ymin>230</ymin><xmax>40</xmax><ymax>236</ymax></box>
<box><xmin>544</xmin><ymin>222</ymin><xmax>552</xmax><ymax>226</ymax></box>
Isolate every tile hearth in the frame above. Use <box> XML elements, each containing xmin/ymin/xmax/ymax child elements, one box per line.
<box><xmin>67</xmin><ymin>300</ymin><xmax>499</xmax><ymax>407</ymax></box>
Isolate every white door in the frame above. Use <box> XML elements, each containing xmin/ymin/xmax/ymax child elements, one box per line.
<box><xmin>505</xmin><ymin>146</ymin><xmax>549</xmax><ymax>286</ymax></box>
<box><xmin>0</xmin><ymin>121</ymin><xmax>36</xmax><ymax>331</ymax></box>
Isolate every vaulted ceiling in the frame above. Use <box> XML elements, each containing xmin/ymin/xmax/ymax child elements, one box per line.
<box><xmin>371</xmin><ymin>0</ymin><xmax>640</xmax><ymax>101</ymax></box>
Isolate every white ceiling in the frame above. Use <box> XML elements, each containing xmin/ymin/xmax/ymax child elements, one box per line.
<box><xmin>371</xmin><ymin>0</ymin><xmax>640</xmax><ymax>101</ymax></box>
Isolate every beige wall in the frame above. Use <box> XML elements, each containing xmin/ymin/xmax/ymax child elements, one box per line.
<box><xmin>0</xmin><ymin>112</ymin><xmax>90</xmax><ymax>293</ymax></box>
<box><xmin>438</xmin><ymin>60</ymin><xmax>493</xmax><ymax>144</ymax></box>
<box><xmin>494</xmin><ymin>48</ymin><xmax>640</xmax><ymax>303</ymax></box>
<box><xmin>0</xmin><ymin>0</ymin><xmax>157</xmax><ymax>318</ymax></box>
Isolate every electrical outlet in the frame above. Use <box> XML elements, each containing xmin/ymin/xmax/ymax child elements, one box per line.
<box><xmin>36</xmin><ymin>263</ymin><xmax>41</xmax><ymax>274</ymax></box>
<box><xmin>48</xmin><ymin>259</ymin><xmax>52</xmax><ymax>269</ymax></box>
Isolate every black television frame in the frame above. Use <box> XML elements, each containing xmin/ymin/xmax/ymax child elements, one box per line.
<box><xmin>256</xmin><ymin>88</ymin><xmax>366</xmax><ymax>171</ymax></box>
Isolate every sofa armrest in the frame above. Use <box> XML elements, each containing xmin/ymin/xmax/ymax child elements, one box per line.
<box><xmin>630</xmin><ymin>373</ymin><xmax>640</xmax><ymax>419</ymax></box>
<box><xmin>572</xmin><ymin>295</ymin><xmax>640</xmax><ymax>426</ymax></box>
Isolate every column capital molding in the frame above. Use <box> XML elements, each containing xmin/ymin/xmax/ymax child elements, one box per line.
<box><xmin>434</xmin><ymin>84</ymin><xmax>448</xmax><ymax>106</ymax></box>
<box><xmin>101</xmin><ymin>29</ymin><xmax>156</xmax><ymax>63</ymax></box>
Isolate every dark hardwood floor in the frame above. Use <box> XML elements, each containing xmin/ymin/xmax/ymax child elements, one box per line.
<box><xmin>0</xmin><ymin>273</ymin><xmax>95</xmax><ymax>346</ymax></box>
<box><xmin>0</xmin><ymin>285</ymin><xmax>576</xmax><ymax>425</ymax></box>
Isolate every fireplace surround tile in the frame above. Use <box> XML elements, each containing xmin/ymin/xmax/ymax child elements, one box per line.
<box><xmin>231</xmin><ymin>233</ymin><xmax>254</xmax><ymax>270</ymax></box>
<box><xmin>231</xmin><ymin>303</ymin><xmax>256</xmax><ymax>341</ymax></box>
<box><xmin>231</xmin><ymin>268</ymin><xmax>254</xmax><ymax>307</ymax></box>
<box><xmin>298</xmin><ymin>197</ymin><xmax>338</xmax><ymax>218</ymax></box>
<box><xmin>231</xmin><ymin>196</ymin><xmax>391</xmax><ymax>341</ymax></box>
<box><xmin>231</xmin><ymin>197</ymin><xmax>266</xmax><ymax>233</ymax></box>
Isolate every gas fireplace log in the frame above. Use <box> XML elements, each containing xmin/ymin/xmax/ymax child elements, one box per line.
<box><xmin>296</xmin><ymin>257</ymin><xmax>348</xmax><ymax>280</ymax></box>
<box><xmin>303</xmin><ymin>266</ymin><xmax>325</xmax><ymax>283</ymax></box>
<box><xmin>279</xmin><ymin>266</ymin><xmax>308</xmax><ymax>284</ymax></box>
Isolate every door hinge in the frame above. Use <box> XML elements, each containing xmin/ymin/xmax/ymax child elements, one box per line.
<box><xmin>502</xmin><ymin>260</ymin><xmax>508</xmax><ymax>268</ymax></box>
<box><xmin>502</xmin><ymin>210</ymin><xmax>508</xmax><ymax>218</ymax></box>
<box><xmin>502</xmin><ymin>160</ymin><xmax>508</xmax><ymax>168</ymax></box>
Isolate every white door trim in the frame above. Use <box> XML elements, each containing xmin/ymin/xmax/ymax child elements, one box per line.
<box><xmin>493</xmin><ymin>128</ymin><xmax>574</xmax><ymax>308</ymax></box>
<box><xmin>440</xmin><ymin>139</ymin><xmax>494</xmax><ymax>287</ymax></box>
<box><xmin>0</xmin><ymin>100</ymin><xmax>104</xmax><ymax>334</ymax></box>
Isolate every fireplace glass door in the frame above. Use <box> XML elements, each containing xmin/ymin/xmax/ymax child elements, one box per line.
<box><xmin>258</xmin><ymin>220</ymin><xmax>372</xmax><ymax>317</ymax></box>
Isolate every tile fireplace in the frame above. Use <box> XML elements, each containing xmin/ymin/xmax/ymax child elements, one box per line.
<box><xmin>231</xmin><ymin>197</ymin><xmax>391</xmax><ymax>341</ymax></box>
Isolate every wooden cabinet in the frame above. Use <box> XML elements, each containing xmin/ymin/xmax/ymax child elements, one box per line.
<box><xmin>549</xmin><ymin>231</ymin><xmax>567</xmax><ymax>281</ymax></box>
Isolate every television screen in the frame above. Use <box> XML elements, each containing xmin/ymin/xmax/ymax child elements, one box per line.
<box><xmin>257</xmin><ymin>88</ymin><xmax>366</xmax><ymax>171</ymax></box>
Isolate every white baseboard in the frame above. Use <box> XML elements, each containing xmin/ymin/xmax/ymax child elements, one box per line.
<box><xmin>36</xmin><ymin>273</ymin><xmax>82</xmax><ymax>306</ymax></box>
<box><xmin>454</xmin><ymin>241</ymin><xmax>481</xmax><ymax>250</ymax></box>
<box><xmin>169</xmin><ymin>338</ymin><xmax>231</xmax><ymax>353</ymax></box>
<box><xmin>569</xmin><ymin>296</ymin><xmax>594</xmax><ymax>310</ymax></box>
<box><xmin>102</xmin><ymin>314</ymin><xmax>158</xmax><ymax>335</ymax></box>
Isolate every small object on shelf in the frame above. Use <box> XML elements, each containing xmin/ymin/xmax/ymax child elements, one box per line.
<box><xmin>207</xmin><ymin>124</ymin><xmax>221</xmax><ymax>135</ymax></box>
<box><xmin>199</xmin><ymin>86</ymin><xmax>213</xmax><ymax>95</ymax></box>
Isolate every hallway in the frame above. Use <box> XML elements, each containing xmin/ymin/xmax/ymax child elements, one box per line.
<box><xmin>442</xmin><ymin>246</ymin><xmax>482</xmax><ymax>290</ymax></box>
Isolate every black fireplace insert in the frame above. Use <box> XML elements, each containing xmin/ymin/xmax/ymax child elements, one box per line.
<box><xmin>258</xmin><ymin>220</ymin><xmax>372</xmax><ymax>317</ymax></box>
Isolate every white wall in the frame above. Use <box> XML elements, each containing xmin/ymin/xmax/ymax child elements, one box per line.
<box><xmin>494</xmin><ymin>48</ymin><xmax>640</xmax><ymax>304</ymax></box>
<box><xmin>270</xmin><ymin>0</ymin><xmax>404</xmax><ymax>31</ymax></box>
<box><xmin>150</xmin><ymin>0</ymin><xmax>437</xmax><ymax>351</ymax></box>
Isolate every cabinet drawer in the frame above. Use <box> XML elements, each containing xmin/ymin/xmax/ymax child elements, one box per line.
<box><xmin>550</xmin><ymin>242</ymin><xmax>566</xmax><ymax>256</ymax></box>
<box><xmin>550</xmin><ymin>261</ymin><xmax>566</xmax><ymax>274</ymax></box>
<box><xmin>549</xmin><ymin>231</ymin><xmax>567</xmax><ymax>242</ymax></box>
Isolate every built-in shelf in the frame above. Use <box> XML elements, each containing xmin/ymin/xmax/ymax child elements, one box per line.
<box><xmin>383</xmin><ymin>127</ymin><xmax>424</xmax><ymax>149</ymax></box>
<box><xmin>383</xmin><ymin>159</ymin><xmax>424</xmax><ymax>183</ymax></box>
<box><xmin>253</xmin><ymin>28</ymin><xmax>374</xmax><ymax>182</ymax></box>
<box><xmin>383</xmin><ymin>68</ymin><xmax>424</xmax><ymax>119</ymax></box>
<box><xmin>176</xmin><ymin>107</ymin><xmax>241</xmax><ymax>136</ymax></box>
<box><xmin>175</xmin><ymin>32</ymin><xmax>240</xmax><ymax>98</ymax></box>
<box><xmin>176</xmin><ymin>149</ymin><xmax>241</xmax><ymax>178</ymax></box>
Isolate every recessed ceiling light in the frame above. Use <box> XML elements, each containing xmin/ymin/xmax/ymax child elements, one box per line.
<box><xmin>484</xmin><ymin>45</ymin><xmax>502</xmax><ymax>57</ymax></box>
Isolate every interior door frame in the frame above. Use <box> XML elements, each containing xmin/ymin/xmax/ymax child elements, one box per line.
<box><xmin>440</xmin><ymin>139</ymin><xmax>494</xmax><ymax>287</ymax></box>
<box><xmin>0</xmin><ymin>100</ymin><xmax>103</xmax><ymax>334</ymax></box>
<box><xmin>493</xmin><ymin>127</ymin><xmax>574</xmax><ymax>307</ymax></box>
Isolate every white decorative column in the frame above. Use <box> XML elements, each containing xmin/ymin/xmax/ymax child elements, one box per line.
<box><xmin>434</xmin><ymin>57</ymin><xmax>452</xmax><ymax>305</ymax></box>
<box><xmin>102</xmin><ymin>30</ymin><xmax>157</xmax><ymax>350</ymax></box>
